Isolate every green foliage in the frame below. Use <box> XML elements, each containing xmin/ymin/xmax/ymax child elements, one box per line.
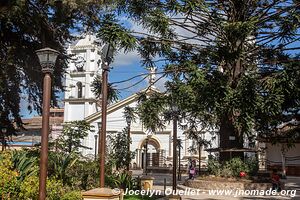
<box><xmin>48</xmin><ymin>152</ymin><xmax>78</xmax><ymax>186</ymax></box>
<box><xmin>61</xmin><ymin>191</ymin><xmax>83</xmax><ymax>200</ymax></box>
<box><xmin>123</xmin><ymin>106</ymin><xmax>136</xmax><ymax>124</ymax></box>
<box><xmin>18</xmin><ymin>175</ymin><xmax>82</xmax><ymax>200</ymax></box>
<box><xmin>54</xmin><ymin>120</ymin><xmax>93</xmax><ymax>154</ymax></box>
<box><xmin>0</xmin><ymin>151</ymin><xmax>19</xmax><ymax>199</ymax></box>
<box><xmin>19</xmin><ymin>176</ymin><xmax>64</xmax><ymax>200</ymax></box>
<box><xmin>223</xmin><ymin>158</ymin><xmax>249</xmax><ymax>177</ymax></box>
<box><xmin>11</xmin><ymin>149</ymin><xmax>39</xmax><ymax>181</ymax></box>
<box><xmin>0</xmin><ymin>0</ymin><xmax>112</xmax><ymax>131</ymax></box>
<box><xmin>106</xmin><ymin>172</ymin><xmax>138</xmax><ymax>190</ymax></box>
<box><xmin>97</xmin><ymin>14</ymin><xmax>137</xmax><ymax>52</ymax></box>
<box><xmin>245</xmin><ymin>157</ymin><xmax>259</xmax><ymax>176</ymax></box>
<box><xmin>91</xmin><ymin>75</ymin><xmax>120</xmax><ymax>104</ymax></box>
<box><xmin>208</xmin><ymin>157</ymin><xmax>258</xmax><ymax>178</ymax></box>
<box><xmin>207</xmin><ymin>158</ymin><xmax>222</xmax><ymax>177</ymax></box>
<box><xmin>67</xmin><ymin>158</ymin><xmax>100</xmax><ymax>190</ymax></box>
<box><xmin>108</xmin><ymin>128</ymin><xmax>134</xmax><ymax>170</ymax></box>
<box><xmin>109</xmin><ymin>0</ymin><xmax>300</xmax><ymax>157</ymax></box>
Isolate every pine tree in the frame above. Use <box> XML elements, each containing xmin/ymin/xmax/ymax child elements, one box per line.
<box><xmin>0</xmin><ymin>0</ymin><xmax>111</xmax><ymax>134</ymax></box>
<box><xmin>100</xmin><ymin>0</ymin><xmax>300</xmax><ymax>160</ymax></box>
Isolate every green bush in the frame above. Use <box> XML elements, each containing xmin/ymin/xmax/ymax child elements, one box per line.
<box><xmin>207</xmin><ymin>158</ymin><xmax>222</xmax><ymax>176</ymax></box>
<box><xmin>106</xmin><ymin>171</ymin><xmax>138</xmax><ymax>190</ymax></box>
<box><xmin>61</xmin><ymin>191</ymin><xmax>83</xmax><ymax>200</ymax></box>
<box><xmin>207</xmin><ymin>157</ymin><xmax>258</xmax><ymax>178</ymax></box>
<box><xmin>245</xmin><ymin>157</ymin><xmax>259</xmax><ymax>176</ymax></box>
<box><xmin>11</xmin><ymin>149</ymin><xmax>39</xmax><ymax>181</ymax></box>
<box><xmin>18</xmin><ymin>176</ymin><xmax>65</xmax><ymax>200</ymax></box>
<box><xmin>0</xmin><ymin>152</ymin><xmax>19</xmax><ymax>199</ymax></box>
<box><xmin>224</xmin><ymin>158</ymin><xmax>249</xmax><ymax>177</ymax></box>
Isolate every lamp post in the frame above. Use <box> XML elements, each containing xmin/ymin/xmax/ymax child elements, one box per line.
<box><xmin>198</xmin><ymin>132</ymin><xmax>205</xmax><ymax>175</ymax></box>
<box><xmin>144</xmin><ymin>132</ymin><xmax>152</xmax><ymax>175</ymax></box>
<box><xmin>94</xmin><ymin>134</ymin><xmax>98</xmax><ymax>159</ymax></box>
<box><xmin>36</xmin><ymin>47</ymin><xmax>59</xmax><ymax>200</ymax></box>
<box><xmin>95</xmin><ymin>122</ymin><xmax>101</xmax><ymax>160</ymax></box>
<box><xmin>1</xmin><ymin>127</ymin><xmax>7</xmax><ymax>151</ymax></box>
<box><xmin>99</xmin><ymin>43</ymin><xmax>113</xmax><ymax>187</ymax></box>
<box><xmin>177</xmin><ymin>138</ymin><xmax>182</xmax><ymax>181</ymax></box>
<box><xmin>171</xmin><ymin>103</ymin><xmax>178</xmax><ymax>192</ymax></box>
<box><xmin>126</xmin><ymin>116</ymin><xmax>132</xmax><ymax>171</ymax></box>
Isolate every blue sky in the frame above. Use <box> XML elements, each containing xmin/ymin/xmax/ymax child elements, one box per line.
<box><xmin>20</xmin><ymin>17</ymin><xmax>170</xmax><ymax>118</ymax></box>
<box><xmin>19</xmin><ymin>14</ymin><xmax>300</xmax><ymax>119</ymax></box>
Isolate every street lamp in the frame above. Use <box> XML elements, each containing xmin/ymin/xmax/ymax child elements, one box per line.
<box><xmin>95</xmin><ymin>122</ymin><xmax>101</xmax><ymax>159</ymax></box>
<box><xmin>94</xmin><ymin>134</ymin><xmax>98</xmax><ymax>160</ymax></box>
<box><xmin>126</xmin><ymin>116</ymin><xmax>132</xmax><ymax>171</ymax></box>
<box><xmin>36</xmin><ymin>47</ymin><xmax>59</xmax><ymax>200</ymax></box>
<box><xmin>99</xmin><ymin>43</ymin><xmax>114</xmax><ymax>187</ymax></box>
<box><xmin>171</xmin><ymin>102</ymin><xmax>178</xmax><ymax>192</ymax></box>
<box><xmin>177</xmin><ymin>138</ymin><xmax>182</xmax><ymax>181</ymax></box>
<box><xmin>1</xmin><ymin>127</ymin><xmax>7</xmax><ymax>151</ymax></box>
<box><xmin>144</xmin><ymin>131</ymin><xmax>152</xmax><ymax>175</ymax></box>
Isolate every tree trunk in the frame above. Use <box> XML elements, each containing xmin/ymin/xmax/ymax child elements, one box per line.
<box><xmin>281</xmin><ymin>144</ymin><xmax>287</xmax><ymax>179</ymax></box>
<box><xmin>219</xmin><ymin>115</ymin><xmax>244</xmax><ymax>161</ymax></box>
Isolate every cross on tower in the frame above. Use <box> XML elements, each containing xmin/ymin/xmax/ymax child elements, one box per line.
<box><xmin>148</xmin><ymin>67</ymin><xmax>157</xmax><ymax>88</ymax></box>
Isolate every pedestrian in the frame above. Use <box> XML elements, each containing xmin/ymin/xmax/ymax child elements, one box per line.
<box><xmin>189</xmin><ymin>165</ymin><xmax>196</xmax><ymax>180</ymax></box>
<box><xmin>271</xmin><ymin>169</ymin><xmax>281</xmax><ymax>192</ymax></box>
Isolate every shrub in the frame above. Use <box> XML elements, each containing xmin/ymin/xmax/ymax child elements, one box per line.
<box><xmin>61</xmin><ymin>191</ymin><xmax>83</xmax><ymax>200</ymax></box>
<box><xmin>224</xmin><ymin>158</ymin><xmax>249</xmax><ymax>177</ymax></box>
<box><xmin>207</xmin><ymin>157</ymin><xmax>258</xmax><ymax>178</ymax></box>
<box><xmin>245</xmin><ymin>157</ymin><xmax>259</xmax><ymax>176</ymax></box>
<box><xmin>207</xmin><ymin>158</ymin><xmax>222</xmax><ymax>176</ymax></box>
<box><xmin>18</xmin><ymin>176</ymin><xmax>65</xmax><ymax>200</ymax></box>
<box><xmin>0</xmin><ymin>152</ymin><xmax>19</xmax><ymax>199</ymax></box>
<box><xmin>11</xmin><ymin>149</ymin><xmax>39</xmax><ymax>181</ymax></box>
<box><xmin>106</xmin><ymin>171</ymin><xmax>139</xmax><ymax>190</ymax></box>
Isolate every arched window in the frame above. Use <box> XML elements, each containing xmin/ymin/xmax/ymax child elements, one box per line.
<box><xmin>77</xmin><ymin>82</ymin><xmax>82</xmax><ymax>98</ymax></box>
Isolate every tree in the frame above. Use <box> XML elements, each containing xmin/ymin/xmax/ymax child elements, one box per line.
<box><xmin>55</xmin><ymin>120</ymin><xmax>93</xmax><ymax>154</ymax></box>
<box><xmin>0</xmin><ymin>0</ymin><xmax>111</xmax><ymax>134</ymax></box>
<box><xmin>100</xmin><ymin>0</ymin><xmax>300</xmax><ymax>160</ymax></box>
<box><xmin>91</xmin><ymin>74</ymin><xmax>120</xmax><ymax>104</ymax></box>
<box><xmin>123</xmin><ymin>106</ymin><xmax>136</xmax><ymax>124</ymax></box>
<box><xmin>108</xmin><ymin>128</ymin><xmax>134</xmax><ymax>170</ymax></box>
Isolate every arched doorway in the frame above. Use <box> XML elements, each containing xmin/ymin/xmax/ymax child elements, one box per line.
<box><xmin>138</xmin><ymin>137</ymin><xmax>163</xmax><ymax>168</ymax></box>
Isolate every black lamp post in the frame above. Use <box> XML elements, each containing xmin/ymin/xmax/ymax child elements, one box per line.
<box><xmin>126</xmin><ymin>116</ymin><xmax>132</xmax><ymax>171</ymax></box>
<box><xmin>144</xmin><ymin>132</ymin><xmax>152</xmax><ymax>175</ymax></box>
<box><xmin>36</xmin><ymin>47</ymin><xmax>59</xmax><ymax>200</ymax></box>
<box><xmin>171</xmin><ymin>102</ymin><xmax>178</xmax><ymax>191</ymax></box>
<box><xmin>94</xmin><ymin>134</ymin><xmax>98</xmax><ymax>159</ymax></box>
<box><xmin>99</xmin><ymin>43</ymin><xmax>114</xmax><ymax>187</ymax></box>
<box><xmin>1</xmin><ymin>127</ymin><xmax>7</xmax><ymax>151</ymax></box>
<box><xmin>177</xmin><ymin>138</ymin><xmax>182</xmax><ymax>181</ymax></box>
<box><xmin>95</xmin><ymin>122</ymin><xmax>101</xmax><ymax>160</ymax></box>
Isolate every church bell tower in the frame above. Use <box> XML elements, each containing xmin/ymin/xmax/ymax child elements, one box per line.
<box><xmin>64</xmin><ymin>34</ymin><xmax>102</xmax><ymax>122</ymax></box>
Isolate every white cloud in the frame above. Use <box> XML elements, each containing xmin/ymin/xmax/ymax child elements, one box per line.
<box><xmin>154</xmin><ymin>74</ymin><xmax>168</xmax><ymax>92</ymax></box>
<box><xmin>112</xmin><ymin>50</ymin><xmax>140</xmax><ymax>67</ymax></box>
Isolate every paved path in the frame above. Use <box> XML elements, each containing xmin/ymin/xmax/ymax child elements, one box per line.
<box><xmin>131</xmin><ymin>170</ymin><xmax>300</xmax><ymax>200</ymax></box>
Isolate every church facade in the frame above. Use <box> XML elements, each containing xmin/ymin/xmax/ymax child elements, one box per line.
<box><xmin>63</xmin><ymin>34</ymin><xmax>218</xmax><ymax>169</ymax></box>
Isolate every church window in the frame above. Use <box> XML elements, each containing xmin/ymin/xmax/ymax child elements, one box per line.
<box><xmin>77</xmin><ymin>82</ymin><xmax>83</xmax><ymax>98</ymax></box>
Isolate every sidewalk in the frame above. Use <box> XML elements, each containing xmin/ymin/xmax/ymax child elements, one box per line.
<box><xmin>178</xmin><ymin>176</ymin><xmax>300</xmax><ymax>200</ymax></box>
<box><xmin>131</xmin><ymin>170</ymin><xmax>300</xmax><ymax>199</ymax></box>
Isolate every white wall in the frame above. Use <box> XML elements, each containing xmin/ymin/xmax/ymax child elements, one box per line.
<box><xmin>266</xmin><ymin>143</ymin><xmax>300</xmax><ymax>165</ymax></box>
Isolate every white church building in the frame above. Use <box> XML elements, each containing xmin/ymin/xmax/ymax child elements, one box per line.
<box><xmin>63</xmin><ymin>34</ymin><xmax>218</xmax><ymax>169</ymax></box>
